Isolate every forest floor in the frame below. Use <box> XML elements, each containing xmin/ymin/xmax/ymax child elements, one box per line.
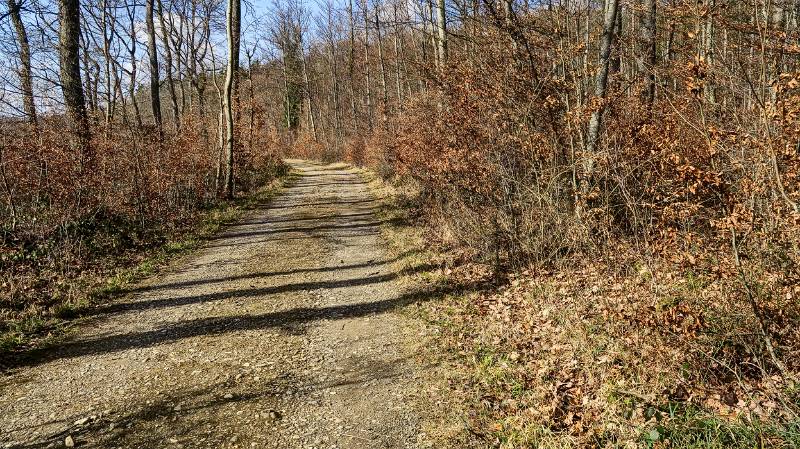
<box><xmin>0</xmin><ymin>160</ymin><xmax>455</xmax><ymax>449</ymax></box>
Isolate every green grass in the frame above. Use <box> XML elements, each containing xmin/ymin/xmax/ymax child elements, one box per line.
<box><xmin>642</xmin><ymin>403</ymin><xmax>800</xmax><ymax>448</ymax></box>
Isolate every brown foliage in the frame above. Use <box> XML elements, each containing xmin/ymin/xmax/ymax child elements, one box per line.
<box><xmin>0</xmin><ymin>114</ymin><xmax>283</xmax><ymax>341</ymax></box>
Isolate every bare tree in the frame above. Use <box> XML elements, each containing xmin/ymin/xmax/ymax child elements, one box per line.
<box><xmin>157</xmin><ymin>0</ymin><xmax>181</xmax><ymax>130</ymax></box>
<box><xmin>583</xmin><ymin>0</ymin><xmax>620</xmax><ymax>194</ymax></box>
<box><xmin>435</xmin><ymin>0</ymin><xmax>446</xmax><ymax>69</ymax></box>
<box><xmin>59</xmin><ymin>0</ymin><xmax>91</xmax><ymax>156</ymax></box>
<box><xmin>639</xmin><ymin>0</ymin><xmax>657</xmax><ymax>107</ymax></box>
<box><xmin>146</xmin><ymin>0</ymin><xmax>163</xmax><ymax>135</ymax></box>
<box><xmin>6</xmin><ymin>0</ymin><xmax>37</xmax><ymax>126</ymax></box>
<box><xmin>222</xmin><ymin>0</ymin><xmax>241</xmax><ymax>198</ymax></box>
<box><xmin>361</xmin><ymin>0</ymin><xmax>373</xmax><ymax>131</ymax></box>
<box><xmin>374</xmin><ymin>0</ymin><xmax>388</xmax><ymax>124</ymax></box>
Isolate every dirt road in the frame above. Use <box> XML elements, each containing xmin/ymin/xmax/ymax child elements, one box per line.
<box><xmin>0</xmin><ymin>160</ymin><xmax>433</xmax><ymax>448</ymax></box>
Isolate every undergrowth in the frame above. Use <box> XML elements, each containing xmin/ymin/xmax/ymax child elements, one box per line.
<box><xmin>0</xmin><ymin>164</ymin><xmax>292</xmax><ymax>362</ymax></box>
<box><xmin>367</xmin><ymin>170</ymin><xmax>800</xmax><ymax>449</ymax></box>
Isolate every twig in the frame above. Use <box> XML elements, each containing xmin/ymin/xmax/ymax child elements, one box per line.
<box><xmin>0</xmin><ymin>144</ymin><xmax>18</xmax><ymax>233</ymax></box>
<box><xmin>730</xmin><ymin>228</ymin><xmax>798</xmax><ymax>419</ymax></box>
<box><xmin>341</xmin><ymin>432</ymin><xmax>372</xmax><ymax>442</ymax></box>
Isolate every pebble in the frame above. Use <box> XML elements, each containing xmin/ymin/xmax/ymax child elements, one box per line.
<box><xmin>0</xmin><ymin>170</ymin><xmax>427</xmax><ymax>449</ymax></box>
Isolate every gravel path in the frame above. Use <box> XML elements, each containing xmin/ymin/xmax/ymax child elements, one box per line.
<box><xmin>0</xmin><ymin>160</ymin><xmax>433</xmax><ymax>449</ymax></box>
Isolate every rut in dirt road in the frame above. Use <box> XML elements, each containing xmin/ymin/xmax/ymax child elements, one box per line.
<box><xmin>0</xmin><ymin>160</ymin><xmax>437</xmax><ymax>449</ymax></box>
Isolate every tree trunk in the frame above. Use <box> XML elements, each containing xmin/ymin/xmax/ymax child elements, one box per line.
<box><xmin>638</xmin><ymin>0</ymin><xmax>657</xmax><ymax>107</ymax></box>
<box><xmin>222</xmin><ymin>0</ymin><xmax>240</xmax><ymax>199</ymax></box>
<box><xmin>375</xmin><ymin>2</ymin><xmax>388</xmax><ymax>124</ymax></box>
<box><xmin>435</xmin><ymin>0</ymin><xmax>447</xmax><ymax>70</ymax></box>
<box><xmin>301</xmin><ymin>42</ymin><xmax>318</xmax><ymax>140</ymax></box>
<box><xmin>145</xmin><ymin>0</ymin><xmax>162</xmax><ymax>135</ymax></box>
<box><xmin>124</xmin><ymin>3</ymin><xmax>143</xmax><ymax>128</ymax></box>
<box><xmin>7</xmin><ymin>0</ymin><xmax>37</xmax><ymax>127</ymax></box>
<box><xmin>362</xmin><ymin>0</ymin><xmax>374</xmax><ymax>132</ymax></box>
<box><xmin>157</xmin><ymin>0</ymin><xmax>181</xmax><ymax>131</ymax></box>
<box><xmin>583</xmin><ymin>0</ymin><xmax>620</xmax><ymax>193</ymax></box>
<box><xmin>58</xmin><ymin>0</ymin><xmax>91</xmax><ymax>158</ymax></box>
<box><xmin>701</xmin><ymin>0</ymin><xmax>715</xmax><ymax>103</ymax></box>
<box><xmin>246</xmin><ymin>50</ymin><xmax>255</xmax><ymax>153</ymax></box>
<box><xmin>610</xmin><ymin>1</ymin><xmax>622</xmax><ymax>76</ymax></box>
<box><xmin>348</xmin><ymin>0</ymin><xmax>358</xmax><ymax>130</ymax></box>
<box><xmin>100</xmin><ymin>0</ymin><xmax>113</xmax><ymax>132</ymax></box>
<box><xmin>330</xmin><ymin>41</ymin><xmax>342</xmax><ymax>145</ymax></box>
<box><xmin>392</xmin><ymin>3</ymin><xmax>404</xmax><ymax>109</ymax></box>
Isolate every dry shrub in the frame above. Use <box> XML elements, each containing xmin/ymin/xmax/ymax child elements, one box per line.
<box><xmin>390</xmin><ymin>42</ymin><xmax>589</xmax><ymax>267</ymax></box>
<box><xmin>366</xmin><ymin>11</ymin><xmax>800</xmax><ymax>446</ymax></box>
<box><xmin>343</xmin><ymin>135</ymin><xmax>368</xmax><ymax>167</ymax></box>
<box><xmin>289</xmin><ymin>132</ymin><xmax>330</xmax><ymax>161</ymax></box>
<box><xmin>0</xmin><ymin>114</ymin><xmax>284</xmax><ymax>341</ymax></box>
<box><xmin>365</xmin><ymin>129</ymin><xmax>396</xmax><ymax>178</ymax></box>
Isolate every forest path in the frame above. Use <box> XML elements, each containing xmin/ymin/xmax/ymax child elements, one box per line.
<box><xmin>0</xmin><ymin>160</ymin><xmax>432</xmax><ymax>449</ymax></box>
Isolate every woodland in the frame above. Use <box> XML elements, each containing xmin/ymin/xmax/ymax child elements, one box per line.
<box><xmin>1</xmin><ymin>0</ymin><xmax>799</xmax><ymax>445</ymax></box>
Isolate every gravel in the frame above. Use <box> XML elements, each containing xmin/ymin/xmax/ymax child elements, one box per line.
<box><xmin>0</xmin><ymin>160</ymin><xmax>433</xmax><ymax>449</ymax></box>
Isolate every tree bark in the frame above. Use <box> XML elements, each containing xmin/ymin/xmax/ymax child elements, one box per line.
<box><xmin>122</xmin><ymin>2</ymin><xmax>143</xmax><ymax>128</ymax></box>
<box><xmin>435</xmin><ymin>0</ymin><xmax>447</xmax><ymax>70</ymax></box>
<box><xmin>145</xmin><ymin>0</ymin><xmax>163</xmax><ymax>135</ymax></box>
<box><xmin>375</xmin><ymin>2</ymin><xmax>388</xmax><ymax>124</ymax></box>
<box><xmin>701</xmin><ymin>0</ymin><xmax>715</xmax><ymax>103</ymax></box>
<box><xmin>7</xmin><ymin>0</ymin><xmax>37</xmax><ymax>126</ymax></box>
<box><xmin>583</xmin><ymin>0</ymin><xmax>620</xmax><ymax>193</ymax></box>
<box><xmin>100</xmin><ymin>0</ymin><xmax>113</xmax><ymax>131</ymax></box>
<box><xmin>58</xmin><ymin>0</ymin><xmax>91</xmax><ymax>157</ymax></box>
<box><xmin>362</xmin><ymin>0</ymin><xmax>373</xmax><ymax>132</ymax></box>
<box><xmin>638</xmin><ymin>0</ymin><xmax>657</xmax><ymax>107</ymax></box>
<box><xmin>157</xmin><ymin>0</ymin><xmax>181</xmax><ymax>131</ymax></box>
<box><xmin>222</xmin><ymin>0</ymin><xmax>240</xmax><ymax>199</ymax></box>
<box><xmin>348</xmin><ymin>0</ymin><xmax>358</xmax><ymax>129</ymax></box>
<box><xmin>392</xmin><ymin>3</ymin><xmax>404</xmax><ymax>109</ymax></box>
<box><xmin>301</xmin><ymin>38</ymin><xmax>317</xmax><ymax>140</ymax></box>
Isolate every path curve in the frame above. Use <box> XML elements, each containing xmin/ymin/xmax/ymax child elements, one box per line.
<box><xmin>0</xmin><ymin>160</ymin><xmax>430</xmax><ymax>449</ymax></box>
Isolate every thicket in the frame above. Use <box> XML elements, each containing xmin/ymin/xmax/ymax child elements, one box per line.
<box><xmin>0</xmin><ymin>0</ymin><xmax>291</xmax><ymax>348</ymax></box>
<box><xmin>0</xmin><ymin>113</ymin><xmax>283</xmax><ymax>349</ymax></box>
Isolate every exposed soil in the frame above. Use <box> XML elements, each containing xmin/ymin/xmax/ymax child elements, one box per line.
<box><xmin>0</xmin><ymin>160</ymin><xmax>438</xmax><ymax>449</ymax></box>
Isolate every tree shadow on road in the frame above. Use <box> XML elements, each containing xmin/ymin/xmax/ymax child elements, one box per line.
<box><xmin>3</xmin><ymin>278</ymin><xmax>475</xmax><ymax>371</ymax></box>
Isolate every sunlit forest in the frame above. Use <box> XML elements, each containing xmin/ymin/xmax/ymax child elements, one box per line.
<box><xmin>1</xmin><ymin>0</ymin><xmax>799</xmax><ymax>446</ymax></box>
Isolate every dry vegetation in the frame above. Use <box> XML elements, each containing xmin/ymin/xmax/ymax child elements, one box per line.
<box><xmin>0</xmin><ymin>116</ymin><xmax>286</xmax><ymax>353</ymax></box>
<box><xmin>1</xmin><ymin>0</ymin><xmax>800</xmax><ymax>445</ymax></box>
<box><xmin>373</xmin><ymin>175</ymin><xmax>800</xmax><ymax>447</ymax></box>
<box><xmin>331</xmin><ymin>1</ymin><xmax>800</xmax><ymax>446</ymax></box>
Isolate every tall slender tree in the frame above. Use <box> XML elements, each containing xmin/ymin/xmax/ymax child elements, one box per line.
<box><xmin>639</xmin><ymin>0</ymin><xmax>657</xmax><ymax>107</ymax></box>
<box><xmin>435</xmin><ymin>0</ymin><xmax>446</xmax><ymax>69</ymax></box>
<box><xmin>157</xmin><ymin>0</ymin><xmax>181</xmax><ymax>130</ymax></box>
<box><xmin>222</xmin><ymin>0</ymin><xmax>241</xmax><ymax>198</ymax></box>
<box><xmin>145</xmin><ymin>0</ymin><xmax>162</xmax><ymax>135</ymax></box>
<box><xmin>583</xmin><ymin>0</ymin><xmax>620</xmax><ymax>194</ymax></box>
<box><xmin>6</xmin><ymin>0</ymin><xmax>37</xmax><ymax>126</ymax></box>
